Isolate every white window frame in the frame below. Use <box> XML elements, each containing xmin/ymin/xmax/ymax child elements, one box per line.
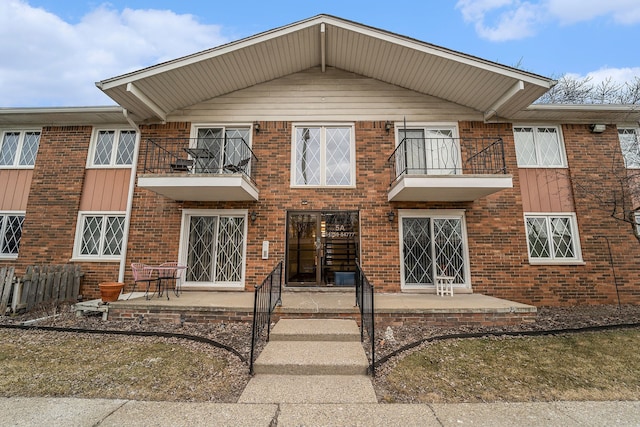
<box><xmin>290</xmin><ymin>123</ymin><xmax>356</xmax><ymax>188</ymax></box>
<box><xmin>178</xmin><ymin>209</ymin><xmax>248</xmax><ymax>290</ymax></box>
<box><xmin>72</xmin><ymin>211</ymin><xmax>126</xmax><ymax>261</ymax></box>
<box><xmin>394</xmin><ymin>122</ymin><xmax>461</xmax><ymax>175</ymax></box>
<box><xmin>0</xmin><ymin>211</ymin><xmax>25</xmax><ymax>259</ymax></box>
<box><xmin>398</xmin><ymin>209</ymin><xmax>471</xmax><ymax>291</ymax></box>
<box><xmin>87</xmin><ymin>127</ymin><xmax>137</xmax><ymax>168</ymax></box>
<box><xmin>618</xmin><ymin>127</ymin><xmax>640</xmax><ymax>169</ymax></box>
<box><xmin>513</xmin><ymin>125</ymin><xmax>567</xmax><ymax>168</ymax></box>
<box><xmin>524</xmin><ymin>213</ymin><xmax>583</xmax><ymax>264</ymax></box>
<box><xmin>0</xmin><ymin>129</ymin><xmax>41</xmax><ymax>169</ymax></box>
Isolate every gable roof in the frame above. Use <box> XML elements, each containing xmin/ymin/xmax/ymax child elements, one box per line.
<box><xmin>96</xmin><ymin>14</ymin><xmax>555</xmax><ymax>124</ymax></box>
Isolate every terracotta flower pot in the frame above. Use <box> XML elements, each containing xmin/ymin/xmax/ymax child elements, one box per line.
<box><xmin>99</xmin><ymin>282</ymin><xmax>124</xmax><ymax>303</ymax></box>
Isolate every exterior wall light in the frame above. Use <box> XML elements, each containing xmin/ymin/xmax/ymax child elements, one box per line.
<box><xmin>254</xmin><ymin>122</ymin><xmax>260</xmax><ymax>133</ymax></box>
<box><xmin>385</xmin><ymin>121</ymin><xmax>392</xmax><ymax>133</ymax></box>
<box><xmin>250</xmin><ymin>211</ymin><xmax>257</xmax><ymax>222</ymax></box>
<box><xmin>590</xmin><ymin>124</ymin><xmax>606</xmax><ymax>133</ymax></box>
<box><xmin>388</xmin><ymin>210</ymin><xmax>395</xmax><ymax>222</ymax></box>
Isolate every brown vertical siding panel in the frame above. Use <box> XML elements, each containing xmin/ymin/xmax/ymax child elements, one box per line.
<box><xmin>80</xmin><ymin>169</ymin><xmax>130</xmax><ymax>211</ymax></box>
<box><xmin>0</xmin><ymin>169</ymin><xmax>33</xmax><ymax>210</ymax></box>
<box><xmin>519</xmin><ymin>168</ymin><xmax>575</xmax><ymax>213</ymax></box>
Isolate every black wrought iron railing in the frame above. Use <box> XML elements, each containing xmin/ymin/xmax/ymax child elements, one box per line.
<box><xmin>249</xmin><ymin>261</ymin><xmax>283</xmax><ymax>375</ymax></box>
<box><xmin>142</xmin><ymin>137</ymin><xmax>258</xmax><ymax>182</ymax></box>
<box><xmin>355</xmin><ymin>262</ymin><xmax>375</xmax><ymax>376</ymax></box>
<box><xmin>388</xmin><ymin>137</ymin><xmax>507</xmax><ymax>183</ymax></box>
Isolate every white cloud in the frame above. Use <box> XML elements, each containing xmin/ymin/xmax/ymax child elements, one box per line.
<box><xmin>456</xmin><ymin>0</ymin><xmax>640</xmax><ymax>41</ymax></box>
<box><xmin>546</xmin><ymin>0</ymin><xmax>640</xmax><ymax>25</ymax></box>
<box><xmin>0</xmin><ymin>0</ymin><xmax>230</xmax><ymax>107</ymax></box>
<box><xmin>565</xmin><ymin>67</ymin><xmax>640</xmax><ymax>86</ymax></box>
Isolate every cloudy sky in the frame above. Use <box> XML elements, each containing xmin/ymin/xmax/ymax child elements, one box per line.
<box><xmin>1</xmin><ymin>0</ymin><xmax>639</xmax><ymax>107</ymax></box>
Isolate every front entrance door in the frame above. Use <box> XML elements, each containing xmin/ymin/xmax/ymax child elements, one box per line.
<box><xmin>286</xmin><ymin>211</ymin><xmax>359</xmax><ymax>286</ymax></box>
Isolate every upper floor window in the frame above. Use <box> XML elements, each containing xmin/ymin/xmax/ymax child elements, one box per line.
<box><xmin>0</xmin><ymin>130</ymin><xmax>41</xmax><ymax>168</ymax></box>
<box><xmin>618</xmin><ymin>128</ymin><xmax>640</xmax><ymax>169</ymax></box>
<box><xmin>89</xmin><ymin>129</ymin><xmax>136</xmax><ymax>167</ymax></box>
<box><xmin>524</xmin><ymin>213</ymin><xmax>582</xmax><ymax>263</ymax></box>
<box><xmin>292</xmin><ymin>125</ymin><xmax>355</xmax><ymax>187</ymax></box>
<box><xmin>514</xmin><ymin>126</ymin><xmax>566</xmax><ymax>167</ymax></box>
<box><xmin>396</xmin><ymin>126</ymin><xmax>459</xmax><ymax>175</ymax></box>
<box><xmin>0</xmin><ymin>212</ymin><xmax>24</xmax><ymax>258</ymax></box>
<box><xmin>191</xmin><ymin>126</ymin><xmax>252</xmax><ymax>173</ymax></box>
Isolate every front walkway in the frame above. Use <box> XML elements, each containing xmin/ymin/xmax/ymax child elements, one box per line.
<box><xmin>101</xmin><ymin>289</ymin><xmax>536</xmax><ymax>327</ymax></box>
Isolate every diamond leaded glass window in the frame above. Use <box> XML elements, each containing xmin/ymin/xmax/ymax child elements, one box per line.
<box><xmin>525</xmin><ymin>214</ymin><xmax>580</xmax><ymax>261</ymax></box>
<box><xmin>514</xmin><ymin>126</ymin><xmax>565</xmax><ymax>167</ymax></box>
<box><xmin>294</xmin><ymin>126</ymin><xmax>353</xmax><ymax>186</ymax></box>
<box><xmin>618</xmin><ymin>128</ymin><xmax>640</xmax><ymax>168</ymax></box>
<box><xmin>91</xmin><ymin>129</ymin><xmax>136</xmax><ymax>166</ymax></box>
<box><xmin>77</xmin><ymin>214</ymin><xmax>125</xmax><ymax>258</ymax></box>
<box><xmin>0</xmin><ymin>130</ymin><xmax>40</xmax><ymax>167</ymax></box>
<box><xmin>0</xmin><ymin>214</ymin><xmax>24</xmax><ymax>256</ymax></box>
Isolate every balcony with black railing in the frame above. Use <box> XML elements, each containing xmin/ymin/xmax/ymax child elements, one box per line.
<box><xmin>137</xmin><ymin>137</ymin><xmax>259</xmax><ymax>201</ymax></box>
<box><xmin>387</xmin><ymin>137</ymin><xmax>512</xmax><ymax>202</ymax></box>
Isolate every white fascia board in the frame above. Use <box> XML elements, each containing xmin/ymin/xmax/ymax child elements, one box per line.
<box><xmin>525</xmin><ymin>104</ymin><xmax>640</xmax><ymax>113</ymax></box>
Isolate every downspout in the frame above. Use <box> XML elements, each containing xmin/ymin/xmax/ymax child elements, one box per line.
<box><xmin>118</xmin><ymin>108</ymin><xmax>141</xmax><ymax>283</ymax></box>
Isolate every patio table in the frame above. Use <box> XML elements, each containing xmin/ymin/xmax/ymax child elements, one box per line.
<box><xmin>144</xmin><ymin>265</ymin><xmax>187</xmax><ymax>300</ymax></box>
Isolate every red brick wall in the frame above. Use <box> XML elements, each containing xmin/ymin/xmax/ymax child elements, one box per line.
<box><xmin>9</xmin><ymin>120</ymin><xmax>639</xmax><ymax>306</ymax></box>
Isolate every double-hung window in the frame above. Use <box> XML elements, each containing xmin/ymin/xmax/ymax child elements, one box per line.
<box><xmin>618</xmin><ymin>128</ymin><xmax>640</xmax><ymax>168</ymax></box>
<box><xmin>0</xmin><ymin>212</ymin><xmax>24</xmax><ymax>258</ymax></box>
<box><xmin>292</xmin><ymin>125</ymin><xmax>355</xmax><ymax>187</ymax></box>
<box><xmin>0</xmin><ymin>130</ymin><xmax>40</xmax><ymax>168</ymax></box>
<box><xmin>89</xmin><ymin>129</ymin><xmax>136</xmax><ymax>167</ymax></box>
<box><xmin>73</xmin><ymin>213</ymin><xmax>126</xmax><ymax>260</ymax></box>
<box><xmin>524</xmin><ymin>214</ymin><xmax>582</xmax><ymax>263</ymax></box>
<box><xmin>514</xmin><ymin>126</ymin><xmax>566</xmax><ymax>167</ymax></box>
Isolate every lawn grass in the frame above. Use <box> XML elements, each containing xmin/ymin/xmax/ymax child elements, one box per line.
<box><xmin>381</xmin><ymin>328</ymin><xmax>640</xmax><ymax>403</ymax></box>
<box><xmin>0</xmin><ymin>329</ymin><xmax>247</xmax><ymax>402</ymax></box>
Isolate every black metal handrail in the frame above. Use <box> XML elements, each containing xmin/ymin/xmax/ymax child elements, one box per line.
<box><xmin>388</xmin><ymin>137</ymin><xmax>506</xmax><ymax>184</ymax></box>
<box><xmin>142</xmin><ymin>137</ymin><xmax>259</xmax><ymax>183</ymax></box>
<box><xmin>249</xmin><ymin>260</ymin><xmax>283</xmax><ymax>375</ymax></box>
<box><xmin>355</xmin><ymin>262</ymin><xmax>375</xmax><ymax>376</ymax></box>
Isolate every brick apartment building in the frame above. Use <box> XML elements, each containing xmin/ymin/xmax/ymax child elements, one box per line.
<box><xmin>1</xmin><ymin>15</ymin><xmax>639</xmax><ymax>306</ymax></box>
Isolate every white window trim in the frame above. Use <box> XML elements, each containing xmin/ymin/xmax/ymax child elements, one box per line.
<box><xmin>290</xmin><ymin>123</ymin><xmax>356</xmax><ymax>188</ymax></box>
<box><xmin>618</xmin><ymin>126</ymin><xmax>640</xmax><ymax>169</ymax></box>
<box><xmin>398</xmin><ymin>209</ymin><xmax>471</xmax><ymax>291</ymax></box>
<box><xmin>72</xmin><ymin>211</ymin><xmax>126</xmax><ymax>262</ymax></box>
<box><xmin>0</xmin><ymin>210</ymin><xmax>25</xmax><ymax>259</ymax></box>
<box><xmin>513</xmin><ymin>124</ymin><xmax>568</xmax><ymax>168</ymax></box>
<box><xmin>0</xmin><ymin>129</ymin><xmax>41</xmax><ymax>169</ymax></box>
<box><xmin>188</xmin><ymin>123</ymin><xmax>255</xmax><ymax>142</ymax></box>
<box><xmin>524</xmin><ymin>212</ymin><xmax>584</xmax><ymax>265</ymax></box>
<box><xmin>178</xmin><ymin>209</ymin><xmax>248</xmax><ymax>290</ymax></box>
<box><xmin>87</xmin><ymin>127</ymin><xmax>137</xmax><ymax>169</ymax></box>
<box><xmin>393</xmin><ymin>122</ymin><xmax>460</xmax><ymax>145</ymax></box>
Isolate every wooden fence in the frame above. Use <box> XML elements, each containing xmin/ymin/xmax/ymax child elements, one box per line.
<box><xmin>0</xmin><ymin>265</ymin><xmax>83</xmax><ymax>315</ymax></box>
<box><xmin>0</xmin><ymin>266</ymin><xmax>15</xmax><ymax>316</ymax></box>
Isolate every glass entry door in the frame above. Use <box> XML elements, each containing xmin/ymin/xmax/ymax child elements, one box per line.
<box><xmin>286</xmin><ymin>211</ymin><xmax>359</xmax><ymax>286</ymax></box>
<box><xmin>287</xmin><ymin>213</ymin><xmax>321</xmax><ymax>285</ymax></box>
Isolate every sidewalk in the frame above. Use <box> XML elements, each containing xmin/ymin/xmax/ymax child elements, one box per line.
<box><xmin>1</xmin><ymin>397</ymin><xmax>639</xmax><ymax>426</ymax></box>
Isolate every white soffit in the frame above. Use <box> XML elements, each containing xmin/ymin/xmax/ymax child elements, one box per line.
<box><xmin>0</xmin><ymin>106</ymin><xmax>131</xmax><ymax>126</ymax></box>
<box><xmin>511</xmin><ymin>104</ymin><xmax>640</xmax><ymax>123</ymax></box>
<box><xmin>96</xmin><ymin>14</ymin><xmax>554</xmax><ymax>123</ymax></box>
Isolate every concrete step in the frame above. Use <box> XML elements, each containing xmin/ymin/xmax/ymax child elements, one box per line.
<box><xmin>238</xmin><ymin>374</ymin><xmax>377</xmax><ymax>404</ymax></box>
<box><xmin>270</xmin><ymin>318</ymin><xmax>360</xmax><ymax>342</ymax></box>
<box><xmin>252</xmin><ymin>341</ymin><xmax>369</xmax><ymax>375</ymax></box>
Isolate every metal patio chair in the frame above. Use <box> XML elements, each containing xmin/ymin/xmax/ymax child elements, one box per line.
<box><xmin>131</xmin><ymin>263</ymin><xmax>159</xmax><ymax>300</ymax></box>
<box><xmin>159</xmin><ymin>261</ymin><xmax>184</xmax><ymax>297</ymax></box>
